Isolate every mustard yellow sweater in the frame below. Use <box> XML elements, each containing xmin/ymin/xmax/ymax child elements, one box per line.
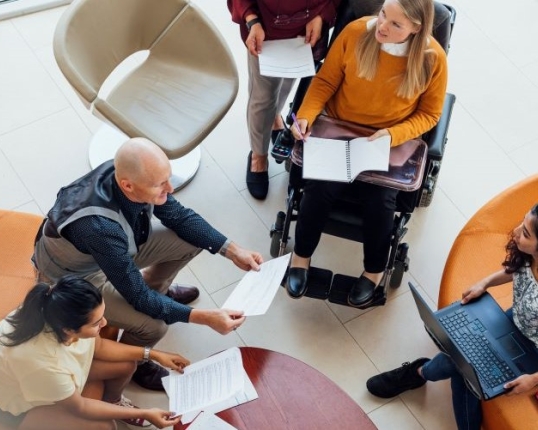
<box><xmin>297</xmin><ymin>17</ymin><xmax>448</xmax><ymax>146</ymax></box>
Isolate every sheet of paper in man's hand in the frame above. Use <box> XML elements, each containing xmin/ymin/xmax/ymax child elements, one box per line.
<box><xmin>221</xmin><ymin>253</ymin><xmax>291</xmax><ymax>316</ymax></box>
<box><xmin>258</xmin><ymin>38</ymin><xmax>315</xmax><ymax>78</ymax></box>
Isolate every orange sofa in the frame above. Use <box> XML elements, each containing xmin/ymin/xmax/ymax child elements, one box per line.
<box><xmin>0</xmin><ymin>210</ymin><xmax>118</xmax><ymax>429</ymax></box>
<box><xmin>0</xmin><ymin>210</ymin><xmax>44</xmax><ymax>320</ymax></box>
<box><xmin>439</xmin><ymin>175</ymin><xmax>538</xmax><ymax>430</ymax></box>
<box><xmin>0</xmin><ymin>210</ymin><xmax>43</xmax><ymax>430</ymax></box>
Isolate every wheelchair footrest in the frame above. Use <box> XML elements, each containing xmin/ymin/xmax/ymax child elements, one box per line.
<box><xmin>280</xmin><ymin>268</ymin><xmax>387</xmax><ymax>308</ymax></box>
<box><xmin>303</xmin><ymin>266</ymin><xmax>333</xmax><ymax>300</ymax></box>
<box><xmin>327</xmin><ymin>274</ymin><xmax>355</xmax><ymax>305</ymax></box>
<box><xmin>280</xmin><ymin>266</ymin><xmax>333</xmax><ymax>300</ymax></box>
<box><xmin>328</xmin><ymin>274</ymin><xmax>387</xmax><ymax>309</ymax></box>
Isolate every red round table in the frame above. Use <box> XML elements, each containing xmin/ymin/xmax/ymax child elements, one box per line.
<box><xmin>175</xmin><ymin>347</ymin><xmax>377</xmax><ymax>430</ymax></box>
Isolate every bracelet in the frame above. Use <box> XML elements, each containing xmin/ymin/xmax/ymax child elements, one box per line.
<box><xmin>143</xmin><ymin>346</ymin><xmax>151</xmax><ymax>362</ymax></box>
<box><xmin>246</xmin><ymin>17</ymin><xmax>262</xmax><ymax>32</ymax></box>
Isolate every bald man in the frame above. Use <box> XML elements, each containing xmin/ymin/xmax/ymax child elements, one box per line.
<box><xmin>33</xmin><ymin>138</ymin><xmax>263</xmax><ymax>391</ymax></box>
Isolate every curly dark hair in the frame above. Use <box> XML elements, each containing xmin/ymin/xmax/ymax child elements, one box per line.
<box><xmin>503</xmin><ymin>204</ymin><xmax>538</xmax><ymax>274</ymax></box>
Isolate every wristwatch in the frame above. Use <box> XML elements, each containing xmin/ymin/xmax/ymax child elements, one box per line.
<box><xmin>246</xmin><ymin>17</ymin><xmax>262</xmax><ymax>32</ymax></box>
<box><xmin>219</xmin><ymin>239</ymin><xmax>231</xmax><ymax>257</ymax></box>
<box><xmin>143</xmin><ymin>346</ymin><xmax>151</xmax><ymax>362</ymax></box>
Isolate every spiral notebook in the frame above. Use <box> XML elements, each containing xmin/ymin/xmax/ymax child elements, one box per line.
<box><xmin>302</xmin><ymin>134</ymin><xmax>391</xmax><ymax>183</ymax></box>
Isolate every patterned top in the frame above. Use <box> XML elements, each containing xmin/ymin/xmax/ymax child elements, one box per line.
<box><xmin>512</xmin><ymin>266</ymin><xmax>538</xmax><ymax>348</ymax></box>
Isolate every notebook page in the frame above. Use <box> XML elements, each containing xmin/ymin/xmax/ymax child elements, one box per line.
<box><xmin>348</xmin><ymin>135</ymin><xmax>390</xmax><ymax>180</ymax></box>
<box><xmin>302</xmin><ymin>137</ymin><xmax>349</xmax><ymax>182</ymax></box>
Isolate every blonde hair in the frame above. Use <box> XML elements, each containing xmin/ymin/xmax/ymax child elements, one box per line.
<box><xmin>355</xmin><ymin>0</ymin><xmax>436</xmax><ymax>99</ymax></box>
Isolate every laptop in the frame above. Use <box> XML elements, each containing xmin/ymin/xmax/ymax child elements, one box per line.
<box><xmin>409</xmin><ymin>282</ymin><xmax>538</xmax><ymax>400</ymax></box>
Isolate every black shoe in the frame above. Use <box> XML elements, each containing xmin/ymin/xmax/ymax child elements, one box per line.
<box><xmin>132</xmin><ymin>361</ymin><xmax>169</xmax><ymax>391</ymax></box>
<box><xmin>348</xmin><ymin>275</ymin><xmax>376</xmax><ymax>307</ymax></box>
<box><xmin>166</xmin><ymin>283</ymin><xmax>200</xmax><ymax>305</ymax></box>
<box><xmin>286</xmin><ymin>267</ymin><xmax>309</xmax><ymax>298</ymax></box>
<box><xmin>246</xmin><ymin>151</ymin><xmax>269</xmax><ymax>200</ymax></box>
<box><xmin>366</xmin><ymin>358</ymin><xmax>430</xmax><ymax>398</ymax></box>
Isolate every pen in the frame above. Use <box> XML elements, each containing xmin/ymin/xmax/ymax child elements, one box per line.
<box><xmin>291</xmin><ymin>113</ymin><xmax>305</xmax><ymax>141</ymax></box>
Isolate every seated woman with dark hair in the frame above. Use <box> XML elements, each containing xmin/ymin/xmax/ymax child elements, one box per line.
<box><xmin>367</xmin><ymin>203</ymin><xmax>538</xmax><ymax>430</ymax></box>
<box><xmin>0</xmin><ymin>275</ymin><xmax>188</xmax><ymax>430</ymax></box>
<box><xmin>287</xmin><ymin>0</ymin><xmax>448</xmax><ymax>306</ymax></box>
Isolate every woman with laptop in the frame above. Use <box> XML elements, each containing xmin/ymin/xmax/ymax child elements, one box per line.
<box><xmin>0</xmin><ymin>275</ymin><xmax>188</xmax><ymax>430</ymax></box>
<box><xmin>367</xmin><ymin>203</ymin><xmax>538</xmax><ymax>430</ymax></box>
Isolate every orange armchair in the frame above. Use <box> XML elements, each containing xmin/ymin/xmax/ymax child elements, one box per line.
<box><xmin>0</xmin><ymin>209</ymin><xmax>118</xmax><ymax>427</ymax></box>
<box><xmin>0</xmin><ymin>210</ymin><xmax>44</xmax><ymax>320</ymax></box>
<box><xmin>439</xmin><ymin>175</ymin><xmax>538</xmax><ymax>429</ymax></box>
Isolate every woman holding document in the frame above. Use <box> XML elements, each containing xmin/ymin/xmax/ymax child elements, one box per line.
<box><xmin>286</xmin><ymin>0</ymin><xmax>448</xmax><ymax>305</ymax></box>
<box><xmin>0</xmin><ymin>275</ymin><xmax>188</xmax><ymax>430</ymax></box>
<box><xmin>227</xmin><ymin>0</ymin><xmax>340</xmax><ymax>200</ymax></box>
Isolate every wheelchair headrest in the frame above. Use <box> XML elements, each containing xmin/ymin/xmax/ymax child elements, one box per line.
<box><xmin>331</xmin><ymin>0</ymin><xmax>455</xmax><ymax>53</ymax></box>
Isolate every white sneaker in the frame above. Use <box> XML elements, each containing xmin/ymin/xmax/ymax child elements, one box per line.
<box><xmin>112</xmin><ymin>396</ymin><xmax>156</xmax><ymax>429</ymax></box>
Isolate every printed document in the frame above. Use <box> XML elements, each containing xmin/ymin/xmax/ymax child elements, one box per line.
<box><xmin>302</xmin><ymin>135</ymin><xmax>391</xmax><ymax>182</ymax></box>
<box><xmin>258</xmin><ymin>38</ymin><xmax>315</xmax><ymax>78</ymax></box>
<box><xmin>221</xmin><ymin>253</ymin><xmax>291</xmax><ymax>316</ymax></box>
<box><xmin>163</xmin><ymin>348</ymin><xmax>258</xmax><ymax>424</ymax></box>
<box><xmin>179</xmin><ymin>368</ymin><xmax>258</xmax><ymax>424</ymax></box>
<box><xmin>186</xmin><ymin>411</ymin><xmax>237</xmax><ymax>430</ymax></box>
<box><xmin>166</xmin><ymin>347</ymin><xmax>244</xmax><ymax>416</ymax></box>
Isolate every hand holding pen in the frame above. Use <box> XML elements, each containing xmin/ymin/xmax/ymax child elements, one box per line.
<box><xmin>291</xmin><ymin>113</ymin><xmax>309</xmax><ymax>141</ymax></box>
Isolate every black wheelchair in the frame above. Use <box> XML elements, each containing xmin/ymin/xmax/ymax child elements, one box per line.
<box><xmin>270</xmin><ymin>0</ymin><xmax>457</xmax><ymax>309</ymax></box>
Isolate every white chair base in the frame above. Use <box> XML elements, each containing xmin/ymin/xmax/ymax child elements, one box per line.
<box><xmin>88</xmin><ymin>124</ymin><xmax>200</xmax><ymax>192</ymax></box>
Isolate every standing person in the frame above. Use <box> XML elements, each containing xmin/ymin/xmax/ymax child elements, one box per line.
<box><xmin>0</xmin><ymin>276</ymin><xmax>187</xmax><ymax>430</ymax></box>
<box><xmin>228</xmin><ymin>0</ymin><xmax>341</xmax><ymax>200</ymax></box>
<box><xmin>287</xmin><ymin>0</ymin><xmax>448</xmax><ymax>306</ymax></box>
<box><xmin>367</xmin><ymin>203</ymin><xmax>538</xmax><ymax>430</ymax></box>
<box><xmin>33</xmin><ymin>137</ymin><xmax>263</xmax><ymax>392</ymax></box>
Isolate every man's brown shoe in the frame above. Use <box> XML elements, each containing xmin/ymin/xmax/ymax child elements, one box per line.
<box><xmin>166</xmin><ymin>283</ymin><xmax>200</xmax><ymax>305</ymax></box>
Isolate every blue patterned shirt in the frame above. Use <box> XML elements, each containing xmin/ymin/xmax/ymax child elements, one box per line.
<box><xmin>62</xmin><ymin>182</ymin><xmax>227</xmax><ymax>324</ymax></box>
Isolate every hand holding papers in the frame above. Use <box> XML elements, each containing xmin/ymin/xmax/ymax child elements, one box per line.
<box><xmin>164</xmin><ymin>347</ymin><xmax>258</xmax><ymax>424</ymax></box>
<box><xmin>222</xmin><ymin>253</ymin><xmax>291</xmax><ymax>316</ymax></box>
<box><xmin>163</xmin><ymin>348</ymin><xmax>258</xmax><ymax>423</ymax></box>
<box><xmin>258</xmin><ymin>38</ymin><xmax>315</xmax><ymax>78</ymax></box>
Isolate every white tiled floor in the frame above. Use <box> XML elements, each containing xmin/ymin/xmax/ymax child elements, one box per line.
<box><xmin>0</xmin><ymin>1</ymin><xmax>536</xmax><ymax>429</ymax></box>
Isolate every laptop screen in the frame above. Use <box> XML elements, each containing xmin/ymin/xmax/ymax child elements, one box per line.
<box><xmin>408</xmin><ymin>282</ymin><xmax>485</xmax><ymax>399</ymax></box>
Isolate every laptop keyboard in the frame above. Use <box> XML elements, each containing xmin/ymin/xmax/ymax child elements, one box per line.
<box><xmin>440</xmin><ymin>310</ymin><xmax>516</xmax><ymax>388</ymax></box>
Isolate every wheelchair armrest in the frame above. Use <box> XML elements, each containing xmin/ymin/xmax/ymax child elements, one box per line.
<box><xmin>424</xmin><ymin>92</ymin><xmax>456</xmax><ymax>159</ymax></box>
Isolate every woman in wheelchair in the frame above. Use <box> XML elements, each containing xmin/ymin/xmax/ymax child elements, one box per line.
<box><xmin>286</xmin><ymin>0</ymin><xmax>448</xmax><ymax>306</ymax></box>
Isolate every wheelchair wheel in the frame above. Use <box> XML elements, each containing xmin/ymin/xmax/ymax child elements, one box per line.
<box><xmin>270</xmin><ymin>211</ymin><xmax>286</xmax><ymax>258</ymax></box>
<box><xmin>390</xmin><ymin>260</ymin><xmax>406</xmax><ymax>288</ymax></box>
<box><xmin>418</xmin><ymin>182</ymin><xmax>436</xmax><ymax>207</ymax></box>
<box><xmin>270</xmin><ymin>230</ymin><xmax>283</xmax><ymax>258</ymax></box>
<box><xmin>418</xmin><ymin>161</ymin><xmax>442</xmax><ymax>207</ymax></box>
